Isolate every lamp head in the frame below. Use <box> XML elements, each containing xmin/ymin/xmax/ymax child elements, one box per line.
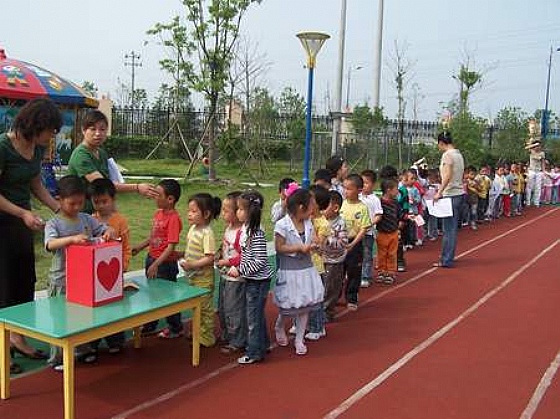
<box><xmin>296</xmin><ymin>31</ymin><xmax>330</xmax><ymax>68</ymax></box>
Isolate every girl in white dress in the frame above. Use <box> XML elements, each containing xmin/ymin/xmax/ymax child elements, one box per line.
<box><xmin>273</xmin><ymin>188</ymin><xmax>325</xmax><ymax>355</ymax></box>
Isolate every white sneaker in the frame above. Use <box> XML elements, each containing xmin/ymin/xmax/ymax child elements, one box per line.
<box><xmin>288</xmin><ymin>325</ymin><xmax>297</xmax><ymax>335</ymax></box>
<box><xmin>305</xmin><ymin>332</ymin><xmax>322</xmax><ymax>341</ymax></box>
<box><xmin>360</xmin><ymin>279</ymin><xmax>371</xmax><ymax>288</ymax></box>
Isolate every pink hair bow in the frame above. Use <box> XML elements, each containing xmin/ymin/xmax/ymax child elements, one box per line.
<box><xmin>284</xmin><ymin>182</ymin><xmax>300</xmax><ymax>198</ymax></box>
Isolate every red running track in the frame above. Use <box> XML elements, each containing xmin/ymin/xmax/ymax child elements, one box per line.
<box><xmin>1</xmin><ymin>207</ymin><xmax>559</xmax><ymax>419</ymax></box>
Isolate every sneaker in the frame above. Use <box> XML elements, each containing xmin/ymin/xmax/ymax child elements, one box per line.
<box><xmin>305</xmin><ymin>328</ymin><xmax>326</xmax><ymax>341</ymax></box>
<box><xmin>383</xmin><ymin>275</ymin><xmax>395</xmax><ymax>285</ymax></box>
<box><xmin>238</xmin><ymin>355</ymin><xmax>259</xmax><ymax>365</ymax></box>
<box><xmin>397</xmin><ymin>264</ymin><xmax>406</xmax><ymax>272</ymax></box>
<box><xmin>470</xmin><ymin>223</ymin><xmax>478</xmax><ymax>230</ymax></box>
<box><xmin>375</xmin><ymin>273</ymin><xmax>385</xmax><ymax>283</ymax></box>
<box><xmin>346</xmin><ymin>303</ymin><xmax>358</xmax><ymax>311</ymax></box>
<box><xmin>295</xmin><ymin>342</ymin><xmax>308</xmax><ymax>355</ymax></box>
<box><xmin>157</xmin><ymin>328</ymin><xmax>185</xmax><ymax>339</ymax></box>
<box><xmin>52</xmin><ymin>363</ymin><xmax>64</xmax><ymax>372</ymax></box>
<box><xmin>360</xmin><ymin>279</ymin><xmax>371</xmax><ymax>288</ymax></box>
<box><xmin>107</xmin><ymin>345</ymin><xmax>122</xmax><ymax>355</ymax></box>
<box><xmin>288</xmin><ymin>325</ymin><xmax>297</xmax><ymax>335</ymax></box>
<box><xmin>428</xmin><ymin>236</ymin><xmax>438</xmax><ymax>241</ymax></box>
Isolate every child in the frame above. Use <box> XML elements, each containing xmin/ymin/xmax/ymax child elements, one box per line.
<box><xmin>132</xmin><ymin>179</ymin><xmax>183</xmax><ymax>338</ymax></box>
<box><xmin>541</xmin><ymin>162</ymin><xmax>553</xmax><ymax>205</ymax></box>
<box><xmin>314</xmin><ymin>168</ymin><xmax>333</xmax><ymax>190</ymax></box>
<box><xmin>376</xmin><ymin>178</ymin><xmax>401</xmax><ymax>284</ymax></box>
<box><xmin>403</xmin><ymin>169</ymin><xmax>421</xmax><ymax>248</ymax></box>
<box><xmin>326</xmin><ymin>155</ymin><xmax>349</xmax><ymax>197</ymax></box>
<box><xmin>509</xmin><ymin>163</ymin><xmax>522</xmax><ymax>215</ymax></box>
<box><xmin>236</xmin><ymin>190</ymin><xmax>272</xmax><ymax>364</ymax></box>
<box><xmin>496</xmin><ymin>166</ymin><xmax>510</xmax><ymax>217</ymax></box>
<box><xmin>359</xmin><ymin>170</ymin><xmax>383</xmax><ymax>288</ymax></box>
<box><xmin>216</xmin><ymin>191</ymin><xmax>246</xmax><ymax>354</ymax></box>
<box><xmin>45</xmin><ymin>175</ymin><xmax>114</xmax><ymax>370</ymax></box>
<box><xmin>274</xmin><ymin>188</ymin><xmax>325</xmax><ymax>355</ymax></box>
<box><xmin>486</xmin><ymin>168</ymin><xmax>503</xmax><ymax>220</ymax></box>
<box><xmin>423</xmin><ymin>169</ymin><xmax>440</xmax><ymax>240</ymax></box>
<box><xmin>90</xmin><ymin>177</ymin><xmax>131</xmax><ymax>353</ymax></box>
<box><xmin>340</xmin><ymin>174</ymin><xmax>371</xmax><ymax>310</ymax></box>
<box><xmin>322</xmin><ymin>190</ymin><xmax>348</xmax><ymax>322</ymax></box>
<box><xmin>306</xmin><ymin>185</ymin><xmax>331</xmax><ymax>340</ymax></box>
<box><xmin>270</xmin><ymin>177</ymin><xmax>296</xmax><ymax>224</ymax></box>
<box><xmin>466</xmin><ymin>166</ymin><xmax>481</xmax><ymax>230</ymax></box>
<box><xmin>476</xmin><ymin>166</ymin><xmax>491</xmax><ymax>221</ymax></box>
<box><xmin>552</xmin><ymin>165</ymin><xmax>560</xmax><ymax>205</ymax></box>
<box><xmin>380</xmin><ymin>165</ymin><xmax>407</xmax><ymax>272</ymax></box>
<box><xmin>180</xmin><ymin>193</ymin><xmax>221</xmax><ymax>348</ymax></box>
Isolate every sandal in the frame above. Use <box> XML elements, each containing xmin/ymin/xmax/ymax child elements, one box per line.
<box><xmin>10</xmin><ymin>362</ymin><xmax>23</xmax><ymax>375</ymax></box>
<box><xmin>295</xmin><ymin>342</ymin><xmax>308</xmax><ymax>355</ymax></box>
<box><xmin>275</xmin><ymin>328</ymin><xmax>289</xmax><ymax>347</ymax></box>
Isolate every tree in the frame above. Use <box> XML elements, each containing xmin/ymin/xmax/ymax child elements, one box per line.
<box><xmin>81</xmin><ymin>81</ymin><xmax>98</xmax><ymax>98</ymax></box>
<box><xmin>448</xmin><ymin>111</ymin><xmax>486</xmax><ymax>167</ymax></box>
<box><xmin>493</xmin><ymin>107</ymin><xmax>528</xmax><ymax>163</ymax></box>
<box><xmin>278</xmin><ymin>87</ymin><xmax>306</xmax><ymax>170</ymax></box>
<box><xmin>150</xmin><ymin>0</ymin><xmax>263</xmax><ymax>181</ymax></box>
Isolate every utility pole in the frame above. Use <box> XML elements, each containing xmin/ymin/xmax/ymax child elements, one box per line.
<box><xmin>372</xmin><ymin>0</ymin><xmax>384</xmax><ymax>109</ymax></box>
<box><xmin>124</xmin><ymin>51</ymin><xmax>142</xmax><ymax>108</ymax></box>
<box><xmin>331</xmin><ymin>0</ymin><xmax>347</xmax><ymax>156</ymax></box>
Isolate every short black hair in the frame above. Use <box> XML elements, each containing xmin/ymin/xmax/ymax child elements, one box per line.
<box><xmin>159</xmin><ymin>179</ymin><xmax>181</xmax><ymax>203</ymax></box>
<box><xmin>12</xmin><ymin>98</ymin><xmax>62</xmax><ymax>141</ymax></box>
<box><xmin>309</xmin><ymin>184</ymin><xmax>330</xmax><ymax>211</ymax></box>
<box><xmin>467</xmin><ymin>165</ymin><xmax>477</xmax><ymax>173</ymax></box>
<box><xmin>379</xmin><ymin>165</ymin><xmax>399</xmax><ymax>180</ymax></box>
<box><xmin>89</xmin><ymin>178</ymin><xmax>116</xmax><ymax>198</ymax></box>
<box><xmin>325</xmin><ymin>155</ymin><xmax>346</xmax><ymax>178</ymax></box>
<box><xmin>329</xmin><ymin>190</ymin><xmax>343</xmax><ymax>208</ymax></box>
<box><xmin>314</xmin><ymin>168</ymin><xmax>332</xmax><ymax>185</ymax></box>
<box><xmin>58</xmin><ymin>175</ymin><xmax>86</xmax><ymax>199</ymax></box>
<box><xmin>278</xmin><ymin>177</ymin><xmax>295</xmax><ymax>192</ymax></box>
<box><xmin>361</xmin><ymin>169</ymin><xmax>377</xmax><ymax>184</ymax></box>
<box><xmin>381</xmin><ymin>178</ymin><xmax>398</xmax><ymax>194</ymax></box>
<box><xmin>437</xmin><ymin>131</ymin><xmax>453</xmax><ymax>144</ymax></box>
<box><xmin>345</xmin><ymin>173</ymin><xmax>364</xmax><ymax>189</ymax></box>
<box><xmin>81</xmin><ymin>110</ymin><xmax>108</xmax><ymax>130</ymax></box>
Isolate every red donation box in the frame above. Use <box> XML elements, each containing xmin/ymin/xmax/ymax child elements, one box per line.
<box><xmin>66</xmin><ymin>241</ymin><xmax>124</xmax><ymax>307</ymax></box>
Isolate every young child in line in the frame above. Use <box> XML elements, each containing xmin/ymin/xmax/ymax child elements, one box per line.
<box><xmin>359</xmin><ymin>170</ymin><xmax>383</xmax><ymax>288</ymax></box>
<box><xmin>321</xmin><ymin>190</ymin><xmax>348</xmax><ymax>322</ymax></box>
<box><xmin>541</xmin><ymin>162</ymin><xmax>553</xmax><ymax>205</ymax></box>
<box><xmin>90</xmin><ymin>177</ymin><xmax>131</xmax><ymax>354</ymax></box>
<box><xmin>45</xmin><ymin>175</ymin><xmax>114</xmax><ymax>371</ymax></box>
<box><xmin>509</xmin><ymin>163</ymin><xmax>522</xmax><ymax>215</ymax></box>
<box><xmin>326</xmin><ymin>155</ymin><xmax>349</xmax><ymax>197</ymax></box>
<box><xmin>340</xmin><ymin>174</ymin><xmax>371</xmax><ymax>310</ymax></box>
<box><xmin>306</xmin><ymin>185</ymin><xmax>331</xmax><ymax>340</ymax></box>
<box><xmin>423</xmin><ymin>169</ymin><xmax>440</xmax><ymax>241</ymax></box>
<box><xmin>476</xmin><ymin>166</ymin><xmax>491</xmax><ymax>221</ymax></box>
<box><xmin>376</xmin><ymin>178</ymin><xmax>401</xmax><ymax>285</ymax></box>
<box><xmin>314</xmin><ymin>168</ymin><xmax>333</xmax><ymax>190</ymax></box>
<box><xmin>270</xmin><ymin>177</ymin><xmax>296</xmax><ymax>224</ymax></box>
<box><xmin>486</xmin><ymin>168</ymin><xmax>502</xmax><ymax>220</ymax></box>
<box><xmin>496</xmin><ymin>166</ymin><xmax>510</xmax><ymax>217</ymax></box>
<box><xmin>551</xmin><ymin>165</ymin><xmax>560</xmax><ymax>205</ymax></box>
<box><xmin>402</xmin><ymin>169</ymin><xmax>421</xmax><ymax>248</ymax></box>
<box><xmin>216</xmin><ymin>191</ymin><xmax>246</xmax><ymax>354</ymax></box>
<box><xmin>236</xmin><ymin>190</ymin><xmax>272</xmax><ymax>364</ymax></box>
<box><xmin>466</xmin><ymin>165</ymin><xmax>481</xmax><ymax>230</ymax></box>
<box><xmin>274</xmin><ymin>188</ymin><xmax>325</xmax><ymax>355</ymax></box>
<box><xmin>132</xmin><ymin>179</ymin><xmax>183</xmax><ymax>338</ymax></box>
<box><xmin>180</xmin><ymin>193</ymin><xmax>221</xmax><ymax>348</ymax></box>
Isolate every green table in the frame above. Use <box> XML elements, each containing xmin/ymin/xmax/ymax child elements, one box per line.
<box><xmin>0</xmin><ymin>279</ymin><xmax>209</xmax><ymax>419</ymax></box>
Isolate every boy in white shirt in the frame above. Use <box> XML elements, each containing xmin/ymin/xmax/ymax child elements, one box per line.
<box><xmin>359</xmin><ymin>170</ymin><xmax>383</xmax><ymax>288</ymax></box>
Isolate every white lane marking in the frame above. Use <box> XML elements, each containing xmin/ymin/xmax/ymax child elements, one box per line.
<box><xmin>323</xmin><ymin>239</ymin><xmax>560</xmax><ymax>419</ymax></box>
<box><xmin>114</xmin><ymin>209</ymin><xmax>558</xmax><ymax>418</ymax></box>
<box><xmin>519</xmin><ymin>349</ymin><xmax>560</xmax><ymax>419</ymax></box>
<box><xmin>112</xmin><ymin>363</ymin><xmax>238</xmax><ymax>419</ymax></box>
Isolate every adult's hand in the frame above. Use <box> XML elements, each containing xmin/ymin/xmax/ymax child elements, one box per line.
<box><xmin>137</xmin><ymin>183</ymin><xmax>159</xmax><ymax>199</ymax></box>
<box><xmin>433</xmin><ymin>191</ymin><xmax>442</xmax><ymax>202</ymax></box>
<box><xmin>21</xmin><ymin>210</ymin><xmax>45</xmax><ymax>231</ymax></box>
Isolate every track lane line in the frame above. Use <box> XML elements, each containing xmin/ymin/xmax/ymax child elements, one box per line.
<box><xmin>520</xmin><ymin>349</ymin><xmax>560</xmax><ymax>419</ymax></box>
<box><xmin>323</xmin><ymin>239</ymin><xmax>560</xmax><ymax>419</ymax></box>
<box><xmin>113</xmin><ymin>209</ymin><xmax>558</xmax><ymax>419</ymax></box>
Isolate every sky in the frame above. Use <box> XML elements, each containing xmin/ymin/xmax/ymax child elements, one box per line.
<box><xmin>2</xmin><ymin>0</ymin><xmax>560</xmax><ymax>121</ymax></box>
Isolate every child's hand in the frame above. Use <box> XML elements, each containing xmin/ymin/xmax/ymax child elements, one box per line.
<box><xmin>102</xmin><ymin>227</ymin><xmax>116</xmax><ymax>242</ymax></box>
<box><xmin>216</xmin><ymin>259</ymin><xmax>229</xmax><ymax>268</ymax></box>
<box><xmin>146</xmin><ymin>263</ymin><xmax>158</xmax><ymax>279</ymax></box>
<box><xmin>179</xmin><ymin>259</ymin><xmax>191</xmax><ymax>270</ymax></box>
<box><xmin>300</xmin><ymin>243</ymin><xmax>312</xmax><ymax>254</ymax></box>
<box><xmin>227</xmin><ymin>266</ymin><xmax>240</xmax><ymax>277</ymax></box>
<box><xmin>72</xmin><ymin>234</ymin><xmax>89</xmax><ymax>244</ymax></box>
<box><xmin>131</xmin><ymin>246</ymin><xmax>142</xmax><ymax>256</ymax></box>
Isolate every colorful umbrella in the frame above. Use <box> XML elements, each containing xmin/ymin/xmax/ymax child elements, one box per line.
<box><xmin>0</xmin><ymin>49</ymin><xmax>98</xmax><ymax>107</ymax></box>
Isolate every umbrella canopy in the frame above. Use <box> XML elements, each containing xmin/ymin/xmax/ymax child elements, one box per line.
<box><xmin>0</xmin><ymin>49</ymin><xmax>98</xmax><ymax>107</ymax></box>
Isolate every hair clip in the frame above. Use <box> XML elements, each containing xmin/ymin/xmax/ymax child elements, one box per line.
<box><xmin>284</xmin><ymin>182</ymin><xmax>300</xmax><ymax>198</ymax></box>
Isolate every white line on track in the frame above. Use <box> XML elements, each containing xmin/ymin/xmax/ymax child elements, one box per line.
<box><xmin>519</xmin><ymin>349</ymin><xmax>560</xmax><ymax>419</ymax></box>
<box><xmin>113</xmin><ymin>208</ymin><xmax>558</xmax><ymax>419</ymax></box>
<box><xmin>323</xmin><ymin>239</ymin><xmax>560</xmax><ymax>419</ymax></box>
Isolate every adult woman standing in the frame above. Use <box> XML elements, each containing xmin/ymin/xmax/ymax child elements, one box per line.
<box><xmin>0</xmin><ymin>98</ymin><xmax>62</xmax><ymax>374</ymax></box>
<box><xmin>67</xmin><ymin>110</ymin><xmax>158</xmax><ymax>212</ymax></box>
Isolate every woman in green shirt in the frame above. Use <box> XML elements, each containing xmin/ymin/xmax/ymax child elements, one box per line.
<box><xmin>67</xmin><ymin>110</ymin><xmax>158</xmax><ymax>213</ymax></box>
<box><xmin>0</xmin><ymin>98</ymin><xmax>63</xmax><ymax>374</ymax></box>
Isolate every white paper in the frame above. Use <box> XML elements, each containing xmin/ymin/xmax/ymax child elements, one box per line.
<box><xmin>413</xmin><ymin>214</ymin><xmax>425</xmax><ymax>226</ymax></box>
<box><xmin>425</xmin><ymin>198</ymin><xmax>453</xmax><ymax>218</ymax></box>
<box><xmin>107</xmin><ymin>157</ymin><xmax>125</xmax><ymax>184</ymax></box>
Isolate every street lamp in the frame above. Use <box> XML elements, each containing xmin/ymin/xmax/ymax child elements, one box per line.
<box><xmin>542</xmin><ymin>46</ymin><xmax>560</xmax><ymax>140</ymax></box>
<box><xmin>345</xmin><ymin>65</ymin><xmax>363</xmax><ymax>109</ymax></box>
<box><xmin>297</xmin><ymin>31</ymin><xmax>330</xmax><ymax>189</ymax></box>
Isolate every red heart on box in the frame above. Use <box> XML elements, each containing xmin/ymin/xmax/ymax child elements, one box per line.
<box><xmin>97</xmin><ymin>258</ymin><xmax>121</xmax><ymax>292</ymax></box>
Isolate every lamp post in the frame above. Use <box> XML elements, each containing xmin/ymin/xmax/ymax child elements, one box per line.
<box><xmin>345</xmin><ymin>65</ymin><xmax>363</xmax><ymax>109</ymax></box>
<box><xmin>542</xmin><ymin>46</ymin><xmax>560</xmax><ymax>140</ymax></box>
<box><xmin>297</xmin><ymin>31</ymin><xmax>330</xmax><ymax>189</ymax></box>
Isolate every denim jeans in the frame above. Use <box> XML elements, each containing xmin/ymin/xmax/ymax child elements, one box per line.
<box><xmin>307</xmin><ymin>273</ymin><xmax>326</xmax><ymax>333</ymax></box>
<box><xmin>245</xmin><ymin>279</ymin><xmax>270</xmax><ymax>360</ymax></box>
<box><xmin>361</xmin><ymin>234</ymin><xmax>375</xmax><ymax>280</ymax></box>
<box><xmin>440</xmin><ymin>194</ymin><xmax>465</xmax><ymax>267</ymax></box>
<box><xmin>143</xmin><ymin>256</ymin><xmax>182</xmax><ymax>334</ymax></box>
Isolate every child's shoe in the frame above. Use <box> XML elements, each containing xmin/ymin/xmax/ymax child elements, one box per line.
<box><xmin>305</xmin><ymin>328</ymin><xmax>326</xmax><ymax>341</ymax></box>
<box><xmin>237</xmin><ymin>355</ymin><xmax>259</xmax><ymax>364</ymax></box>
<box><xmin>383</xmin><ymin>274</ymin><xmax>395</xmax><ymax>285</ymax></box>
<box><xmin>346</xmin><ymin>302</ymin><xmax>358</xmax><ymax>311</ymax></box>
<box><xmin>275</xmin><ymin>327</ymin><xmax>289</xmax><ymax>347</ymax></box>
<box><xmin>295</xmin><ymin>342</ymin><xmax>308</xmax><ymax>355</ymax></box>
<box><xmin>360</xmin><ymin>278</ymin><xmax>371</xmax><ymax>288</ymax></box>
<box><xmin>157</xmin><ymin>328</ymin><xmax>185</xmax><ymax>339</ymax></box>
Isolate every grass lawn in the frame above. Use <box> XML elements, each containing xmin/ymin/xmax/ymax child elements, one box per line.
<box><xmin>33</xmin><ymin>159</ymin><xmax>301</xmax><ymax>290</ymax></box>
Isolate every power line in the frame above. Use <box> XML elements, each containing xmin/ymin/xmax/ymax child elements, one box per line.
<box><xmin>124</xmin><ymin>51</ymin><xmax>142</xmax><ymax>107</ymax></box>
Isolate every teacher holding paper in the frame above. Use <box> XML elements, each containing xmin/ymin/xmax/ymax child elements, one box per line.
<box><xmin>433</xmin><ymin>132</ymin><xmax>465</xmax><ymax>268</ymax></box>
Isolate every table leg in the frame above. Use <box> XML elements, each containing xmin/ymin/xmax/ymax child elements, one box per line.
<box><xmin>62</xmin><ymin>342</ymin><xmax>75</xmax><ymax>419</ymax></box>
<box><xmin>133</xmin><ymin>327</ymin><xmax>142</xmax><ymax>349</ymax></box>
<box><xmin>0</xmin><ymin>324</ymin><xmax>9</xmax><ymax>399</ymax></box>
<box><xmin>192</xmin><ymin>303</ymin><xmax>201</xmax><ymax>366</ymax></box>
